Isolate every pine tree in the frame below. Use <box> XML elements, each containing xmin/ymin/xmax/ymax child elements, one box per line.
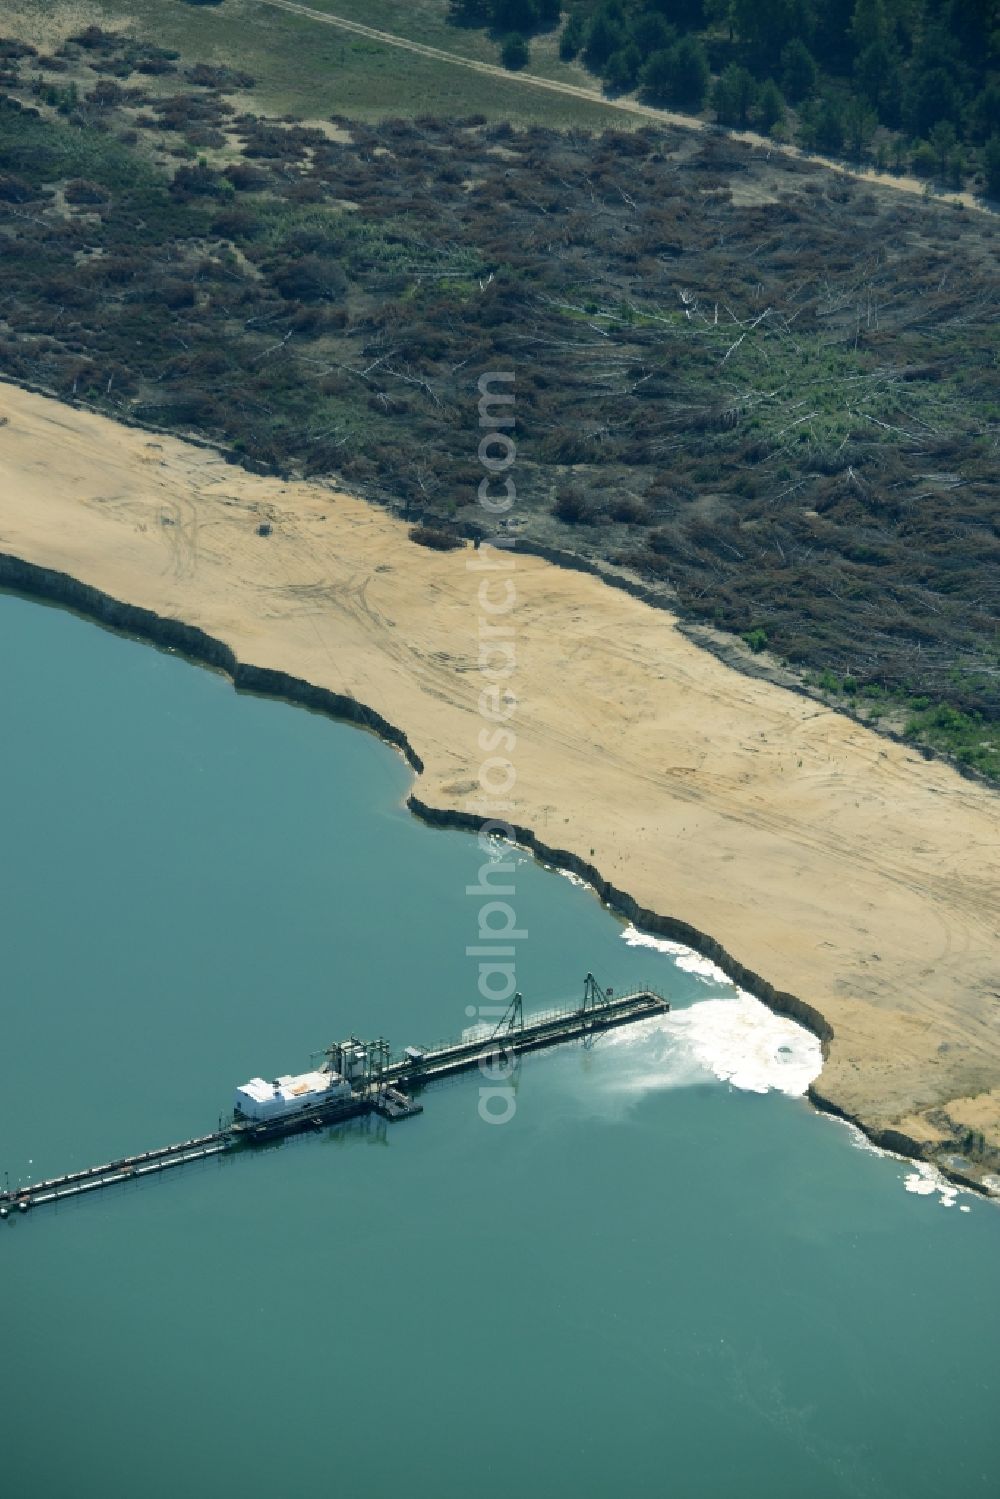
<box><xmin>584</xmin><ymin>9</ymin><xmax>626</xmax><ymax>70</ymax></box>
<box><xmin>906</xmin><ymin>67</ymin><xmax>961</xmax><ymax>138</ymax></box>
<box><xmin>844</xmin><ymin>95</ymin><xmax>876</xmax><ymax>158</ymax></box>
<box><xmin>713</xmin><ymin>64</ymin><xmax>757</xmax><ymax>127</ymax></box>
<box><xmin>493</xmin><ymin>0</ymin><xmax>540</xmax><ymax>34</ymax></box>
<box><xmin>781</xmin><ymin>38</ymin><xmax>818</xmax><ymax>104</ymax></box>
<box><xmin>604</xmin><ymin>44</ymin><xmax>642</xmax><ymax>93</ymax></box>
<box><xmin>501</xmin><ymin>32</ymin><xmax>531</xmax><ymax>69</ymax></box>
<box><xmin>984</xmin><ymin>136</ymin><xmax>1000</xmax><ymax>199</ymax></box>
<box><xmin>928</xmin><ymin>119</ymin><xmax>957</xmax><ymax>178</ymax></box>
<box><xmin>969</xmin><ymin>82</ymin><xmax>1000</xmax><ymax>145</ymax></box>
<box><xmin>640</xmin><ymin>48</ymin><xmax>675</xmax><ymax>104</ymax></box>
<box><xmin>640</xmin><ymin>39</ymin><xmax>709</xmax><ymax>111</ymax></box>
<box><xmin>645</xmin><ymin>0</ymin><xmax>705</xmax><ymax>28</ymax></box>
<box><xmin>559</xmin><ymin>10</ymin><xmax>585</xmax><ymax>59</ymax></box>
<box><xmin>669</xmin><ymin>36</ymin><xmax>710</xmax><ymax>109</ymax></box>
<box><xmin>854</xmin><ymin>39</ymin><xmax>901</xmax><ymax>121</ymax></box>
<box><xmin>632</xmin><ymin>14</ymin><xmax>675</xmax><ymax>55</ymax></box>
<box><xmin>757</xmin><ymin>78</ymin><xmax>786</xmax><ymax>133</ymax></box>
<box><xmin>730</xmin><ymin>0</ymin><xmax>811</xmax><ymax>60</ymax></box>
<box><xmin>448</xmin><ymin>0</ymin><xmax>492</xmax><ymax>24</ymax></box>
<box><xmin>850</xmin><ymin>0</ymin><xmax>887</xmax><ymax>53</ymax></box>
<box><xmin>814</xmin><ymin>95</ymin><xmax>845</xmax><ymax>153</ymax></box>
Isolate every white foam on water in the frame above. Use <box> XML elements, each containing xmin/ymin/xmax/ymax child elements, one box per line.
<box><xmin>819</xmin><ymin>1107</ymin><xmax>982</xmax><ymax>1211</ymax></box>
<box><xmin>610</xmin><ymin>924</ymin><xmax>823</xmax><ymax>1096</ymax></box>
<box><xmin>837</xmin><ymin>1117</ymin><xmax>892</xmax><ymax>1159</ymax></box>
<box><xmin>593</xmin><ymin>991</ymin><xmax>823</xmax><ymax>1102</ymax></box>
<box><xmin>902</xmin><ymin>1162</ymin><xmax>962</xmax><ymax>1208</ymax></box>
<box><xmin>544</xmin><ymin>921</ymin><xmax>986</xmax><ymax>1211</ymax></box>
<box><xmin>556</xmin><ymin>868</ymin><xmax>590</xmax><ymax>889</ymax></box>
<box><xmin>621</xmin><ymin>923</ymin><xmax>732</xmax><ymax>985</ymax></box>
<box><xmin>618</xmin><ymin>927</ymin><xmax>984</xmax><ymax>1212</ymax></box>
<box><xmin>481</xmin><ymin>837</ymin><xmax>519</xmax><ymax>866</ymax></box>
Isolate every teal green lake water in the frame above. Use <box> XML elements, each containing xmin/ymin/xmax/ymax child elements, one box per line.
<box><xmin>1</xmin><ymin>591</ymin><xmax>997</xmax><ymax>1498</ymax></box>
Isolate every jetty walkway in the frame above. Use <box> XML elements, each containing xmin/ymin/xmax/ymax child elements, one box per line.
<box><xmin>1</xmin><ymin>977</ymin><xmax>667</xmax><ymax>1218</ymax></box>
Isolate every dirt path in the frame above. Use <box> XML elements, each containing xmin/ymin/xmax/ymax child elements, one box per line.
<box><xmin>1</xmin><ymin>380</ymin><xmax>998</xmax><ymax>1190</ymax></box>
<box><xmin>262</xmin><ymin>0</ymin><xmax>988</xmax><ymax>213</ymax></box>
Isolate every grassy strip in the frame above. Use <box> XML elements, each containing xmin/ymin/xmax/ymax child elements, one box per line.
<box><xmin>81</xmin><ymin>0</ymin><xmax>614</xmax><ymax>126</ymax></box>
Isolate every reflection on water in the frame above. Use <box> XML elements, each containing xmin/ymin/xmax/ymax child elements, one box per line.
<box><xmin>1</xmin><ymin>592</ymin><xmax>997</xmax><ymax>1499</ymax></box>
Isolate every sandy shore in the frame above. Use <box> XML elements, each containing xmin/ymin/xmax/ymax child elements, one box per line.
<box><xmin>1</xmin><ymin>382</ymin><xmax>998</xmax><ymax>1185</ymax></box>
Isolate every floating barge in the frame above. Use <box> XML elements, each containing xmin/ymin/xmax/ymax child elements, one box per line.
<box><xmin>1</xmin><ymin>976</ymin><xmax>667</xmax><ymax>1219</ymax></box>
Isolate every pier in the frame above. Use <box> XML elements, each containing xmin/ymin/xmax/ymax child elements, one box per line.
<box><xmin>1</xmin><ymin>976</ymin><xmax>667</xmax><ymax>1218</ymax></box>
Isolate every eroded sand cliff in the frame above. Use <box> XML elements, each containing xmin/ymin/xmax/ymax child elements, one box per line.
<box><xmin>1</xmin><ymin>383</ymin><xmax>997</xmax><ymax>1187</ymax></box>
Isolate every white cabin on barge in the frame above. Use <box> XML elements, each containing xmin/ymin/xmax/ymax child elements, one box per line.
<box><xmin>234</xmin><ymin>1069</ymin><xmax>350</xmax><ymax>1122</ymax></box>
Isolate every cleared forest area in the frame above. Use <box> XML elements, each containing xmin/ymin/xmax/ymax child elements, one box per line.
<box><xmin>0</xmin><ymin>22</ymin><xmax>997</xmax><ymax>774</ymax></box>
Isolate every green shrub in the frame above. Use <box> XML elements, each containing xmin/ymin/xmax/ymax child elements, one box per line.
<box><xmin>553</xmin><ymin>488</ymin><xmax>595</xmax><ymax>524</ymax></box>
<box><xmin>409</xmin><ymin>525</ymin><xmax>464</xmax><ymax>551</ymax></box>
<box><xmin>713</xmin><ymin>65</ymin><xmax>757</xmax><ymax>127</ymax></box>
<box><xmin>780</xmin><ymin>38</ymin><xmax>817</xmax><ymax>104</ymax></box>
<box><xmin>983</xmin><ymin>136</ymin><xmax>1000</xmax><ymax>198</ymax></box>
<box><xmin>501</xmin><ymin>33</ymin><xmax>530</xmax><ymax>71</ymax></box>
<box><xmin>814</xmin><ymin>97</ymin><xmax>846</xmax><ymax>154</ymax></box>
<box><xmin>911</xmin><ymin>140</ymin><xmax>937</xmax><ymax>178</ymax></box>
<box><xmin>641</xmin><ymin>38</ymin><xmax>709</xmax><ymax>111</ymax></box>
<box><xmin>559</xmin><ymin>11</ymin><xmax>585</xmax><ymax>61</ymax></box>
<box><xmin>604</xmin><ymin>44</ymin><xmax>641</xmax><ymax>94</ymax></box>
<box><xmin>756</xmin><ymin>80</ymin><xmax>785</xmax><ymax>134</ymax></box>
